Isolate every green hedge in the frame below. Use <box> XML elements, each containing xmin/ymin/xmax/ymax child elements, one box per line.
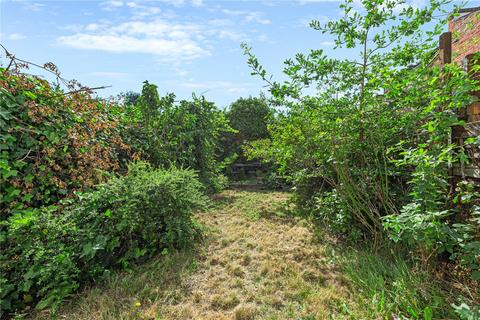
<box><xmin>0</xmin><ymin>162</ymin><xmax>207</xmax><ymax>315</ymax></box>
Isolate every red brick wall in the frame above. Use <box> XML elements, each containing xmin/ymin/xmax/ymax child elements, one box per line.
<box><xmin>448</xmin><ymin>10</ymin><xmax>480</xmax><ymax>65</ymax></box>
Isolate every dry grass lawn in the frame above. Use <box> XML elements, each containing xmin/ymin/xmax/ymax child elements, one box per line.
<box><xmin>32</xmin><ymin>187</ymin><xmax>363</xmax><ymax>319</ymax></box>
<box><xmin>30</xmin><ymin>186</ymin><xmax>474</xmax><ymax>320</ymax></box>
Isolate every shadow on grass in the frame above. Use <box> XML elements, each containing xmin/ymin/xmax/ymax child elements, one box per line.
<box><xmin>208</xmin><ymin>192</ymin><xmax>238</xmax><ymax>210</ymax></box>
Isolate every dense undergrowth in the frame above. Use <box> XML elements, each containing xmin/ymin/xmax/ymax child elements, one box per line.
<box><xmin>1</xmin><ymin>0</ymin><xmax>479</xmax><ymax>317</ymax></box>
<box><xmin>0</xmin><ymin>64</ymin><xmax>229</xmax><ymax>316</ymax></box>
<box><xmin>243</xmin><ymin>0</ymin><xmax>479</xmax><ymax>301</ymax></box>
<box><xmin>2</xmin><ymin>162</ymin><xmax>206</xmax><ymax>313</ymax></box>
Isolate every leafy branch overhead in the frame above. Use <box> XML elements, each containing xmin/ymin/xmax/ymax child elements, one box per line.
<box><xmin>242</xmin><ymin>0</ymin><xmax>480</xmax><ymax>285</ymax></box>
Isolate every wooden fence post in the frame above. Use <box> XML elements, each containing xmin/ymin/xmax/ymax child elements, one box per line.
<box><xmin>439</xmin><ymin>32</ymin><xmax>452</xmax><ymax>65</ymax></box>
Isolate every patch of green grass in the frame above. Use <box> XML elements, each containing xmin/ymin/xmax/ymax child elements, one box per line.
<box><xmin>211</xmin><ymin>292</ymin><xmax>240</xmax><ymax>310</ymax></box>
<box><xmin>330</xmin><ymin>246</ymin><xmax>456</xmax><ymax>319</ymax></box>
<box><xmin>224</xmin><ymin>189</ymin><xmax>290</xmax><ymax>220</ymax></box>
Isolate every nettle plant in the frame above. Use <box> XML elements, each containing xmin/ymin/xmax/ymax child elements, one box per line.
<box><xmin>242</xmin><ymin>0</ymin><xmax>479</xmax><ymax>277</ymax></box>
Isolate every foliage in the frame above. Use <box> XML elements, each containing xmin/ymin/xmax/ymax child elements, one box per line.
<box><xmin>242</xmin><ymin>0</ymin><xmax>479</xmax><ymax>281</ymax></box>
<box><xmin>228</xmin><ymin>95</ymin><xmax>271</xmax><ymax>141</ymax></box>
<box><xmin>0</xmin><ymin>162</ymin><xmax>207</xmax><ymax>315</ymax></box>
<box><xmin>452</xmin><ymin>303</ymin><xmax>480</xmax><ymax>320</ymax></box>
<box><xmin>312</xmin><ymin>189</ymin><xmax>362</xmax><ymax>241</ymax></box>
<box><xmin>383</xmin><ymin>57</ymin><xmax>480</xmax><ymax>274</ymax></box>
<box><xmin>219</xmin><ymin>96</ymin><xmax>280</xmax><ymax>184</ymax></box>
<box><xmin>120</xmin><ymin>81</ymin><xmax>232</xmax><ymax>192</ymax></box>
<box><xmin>0</xmin><ymin>67</ymin><xmax>129</xmax><ymax>220</ymax></box>
<box><xmin>221</xmin><ymin>95</ymin><xmax>272</xmax><ymax>162</ymax></box>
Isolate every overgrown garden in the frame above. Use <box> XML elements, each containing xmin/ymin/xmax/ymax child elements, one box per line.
<box><xmin>241</xmin><ymin>0</ymin><xmax>479</xmax><ymax>315</ymax></box>
<box><xmin>0</xmin><ymin>0</ymin><xmax>479</xmax><ymax>318</ymax></box>
<box><xmin>0</xmin><ymin>61</ymin><xmax>232</xmax><ymax>315</ymax></box>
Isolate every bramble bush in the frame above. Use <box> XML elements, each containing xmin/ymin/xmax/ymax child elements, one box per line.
<box><xmin>0</xmin><ymin>67</ymin><xmax>129</xmax><ymax>220</ymax></box>
<box><xmin>0</xmin><ymin>162</ymin><xmax>207</xmax><ymax>314</ymax></box>
<box><xmin>0</xmin><ymin>60</ymin><xmax>226</xmax><ymax>316</ymax></box>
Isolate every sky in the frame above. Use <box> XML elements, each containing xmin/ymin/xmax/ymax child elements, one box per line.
<box><xmin>1</xmin><ymin>0</ymin><xmax>479</xmax><ymax>108</ymax></box>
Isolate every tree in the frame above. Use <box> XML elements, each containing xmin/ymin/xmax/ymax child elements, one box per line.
<box><xmin>242</xmin><ymin>0</ymin><xmax>479</xmax><ymax>278</ymax></box>
<box><xmin>121</xmin><ymin>81</ymin><xmax>232</xmax><ymax>191</ymax></box>
<box><xmin>221</xmin><ymin>95</ymin><xmax>272</xmax><ymax>164</ymax></box>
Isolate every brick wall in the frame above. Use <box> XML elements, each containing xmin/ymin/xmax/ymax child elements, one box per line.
<box><xmin>448</xmin><ymin>8</ymin><xmax>480</xmax><ymax>182</ymax></box>
<box><xmin>448</xmin><ymin>9</ymin><xmax>480</xmax><ymax>65</ymax></box>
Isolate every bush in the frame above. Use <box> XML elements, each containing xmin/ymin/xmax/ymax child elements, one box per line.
<box><xmin>220</xmin><ymin>96</ymin><xmax>272</xmax><ymax>165</ymax></box>
<box><xmin>119</xmin><ymin>82</ymin><xmax>232</xmax><ymax>192</ymax></box>
<box><xmin>0</xmin><ymin>67</ymin><xmax>128</xmax><ymax>220</ymax></box>
<box><xmin>0</xmin><ymin>162</ymin><xmax>207</xmax><ymax>315</ymax></box>
<box><xmin>242</xmin><ymin>0</ymin><xmax>479</xmax><ymax>280</ymax></box>
<box><xmin>313</xmin><ymin>189</ymin><xmax>362</xmax><ymax>241</ymax></box>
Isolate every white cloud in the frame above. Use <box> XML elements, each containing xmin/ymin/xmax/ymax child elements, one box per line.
<box><xmin>160</xmin><ymin>0</ymin><xmax>185</xmax><ymax>7</ymax></box>
<box><xmin>102</xmin><ymin>0</ymin><xmax>124</xmax><ymax>10</ymax></box>
<box><xmin>132</xmin><ymin>6</ymin><xmax>162</xmax><ymax>18</ymax></box>
<box><xmin>22</xmin><ymin>2</ymin><xmax>45</xmax><ymax>11</ymax></box>
<box><xmin>222</xmin><ymin>9</ymin><xmax>247</xmax><ymax>16</ymax></box>
<box><xmin>245</xmin><ymin>12</ymin><xmax>271</xmax><ymax>25</ymax></box>
<box><xmin>320</xmin><ymin>41</ymin><xmax>334</xmax><ymax>46</ymax></box>
<box><xmin>178</xmin><ymin>80</ymin><xmax>254</xmax><ymax>94</ymax></box>
<box><xmin>6</xmin><ymin>33</ymin><xmax>27</xmax><ymax>40</ymax></box>
<box><xmin>222</xmin><ymin>9</ymin><xmax>271</xmax><ymax>25</ymax></box>
<box><xmin>132</xmin><ymin>0</ymin><xmax>201</xmax><ymax>8</ymax></box>
<box><xmin>57</xmin><ymin>33</ymin><xmax>208</xmax><ymax>60</ymax></box>
<box><xmin>85</xmin><ymin>23</ymin><xmax>102</xmax><ymax>32</ymax></box>
<box><xmin>208</xmin><ymin>19</ymin><xmax>234</xmax><ymax>27</ymax></box>
<box><xmin>297</xmin><ymin>0</ymin><xmax>342</xmax><ymax>4</ymax></box>
<box><xmin>109</xmin><ymin>0</ymin><xmax>123</xmax><ymax>7</ymax></box>
<box><xmin>57</xmin><ymin>17</ymin><xmax>247</xmax><ymax>61</ymax></box>
<box><xmin>56</xmin><ymin>1</ymin><xmax>260</xmax><ymax>62</ymax></box>
<box><xmin>213</xmin><ymin>30</ymin><xmax>246</xmax><ymax>41</ymax></box>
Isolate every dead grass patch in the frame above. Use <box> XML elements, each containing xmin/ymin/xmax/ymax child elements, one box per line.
<box><xmin>35</xmin><ymin>188</ymin><xmax>357</xmax><ymax>320</ymax></box>
<box><xmin>233</xmin><ymin>303</ymin><xmax>258</xmax><ymax>320</ymax></box>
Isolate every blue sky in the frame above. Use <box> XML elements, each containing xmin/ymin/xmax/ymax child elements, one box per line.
<box><xmin>1</xmin><ymin>0</ymin><xmax>479</xmax><ymax>107</ymax></box>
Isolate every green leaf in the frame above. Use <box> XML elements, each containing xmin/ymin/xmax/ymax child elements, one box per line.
<box><xmin>472</xmin><ymin>271</ymin><xmax>480</xmax><ymax>281</ymax></box>
<box><xmin>23</xmin><ymin>91</ymin><xmax>37</xmax><ymax>100</ymax></box>
<box><xmin>424</xmin><ymin>306</ymin><xmax>433</xmax><ymax>320</ymax></box>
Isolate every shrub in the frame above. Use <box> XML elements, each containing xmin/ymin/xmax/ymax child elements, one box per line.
<box><xmin>313</xmin><ymin>189</ymin><xmax>362</xmax><ymax>241</ymax></box>
<box><xmin>220</xmin><ymin>96</ymin><xmax>272</xmax><ymax>166</ymax></box>
<box><xmin>0</xmin><ymin>67</ymin><xmax>128</xmax><ymax>220</ymax></box>
<box><xmin>0</xmin><ymin>162</ymin><xmax>207</xmax><ymax>315</ymax></box>
<box><xmin>119</xmin><ymin>81</ymin><xmax>232</xmax><ymax>192</ymax></box>
<box><xmin>452</xmin><ymin>303</ymin><xmax>480</xmax><ymax>320</ymax></box>
<box><xmin>241</xmin><ymin>0</ymin><xmax>479</xmax><ymax>280</ymax></box>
